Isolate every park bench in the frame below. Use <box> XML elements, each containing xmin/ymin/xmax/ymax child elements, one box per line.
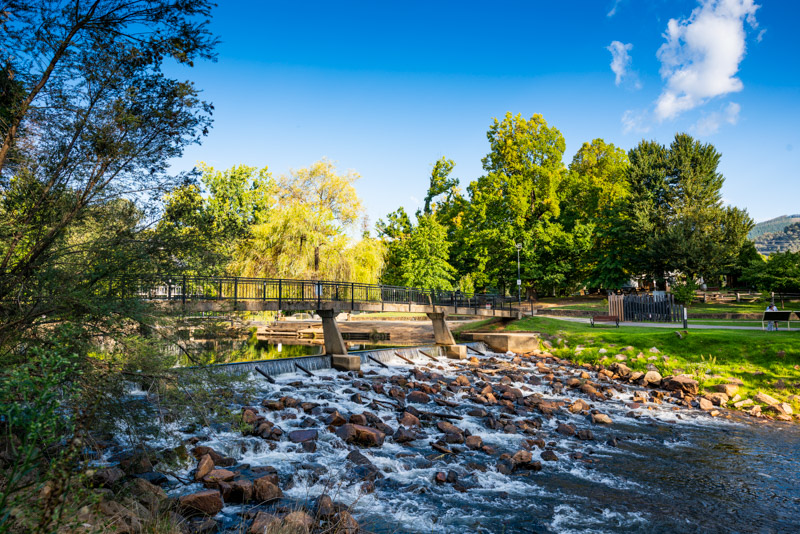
<box><xmin>591</xmin><ymin>315</ymin><xmax>619</xmax><ymax>328</ymax></box>
<box><xmin>761</xmin><ymin>310</ymin><xmax>795</xmax><ymax>331</ymax></box>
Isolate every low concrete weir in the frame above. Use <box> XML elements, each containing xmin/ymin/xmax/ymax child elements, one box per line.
<box><xmin>182</xmin><ymin>342</ymin><xmax>488</xmax><ymax>378</ymax></box>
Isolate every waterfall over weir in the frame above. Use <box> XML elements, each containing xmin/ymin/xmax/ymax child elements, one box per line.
<box><xmin>182</xmin><ymin>342</ymin><xmax>489</xmax><ymax>378</ymax></box>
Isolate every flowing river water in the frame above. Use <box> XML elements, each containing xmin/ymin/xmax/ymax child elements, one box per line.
<box><xmin>120</xmin><ymin>347</ymin><xmax>800</xmax><ymax>533</ymax></box>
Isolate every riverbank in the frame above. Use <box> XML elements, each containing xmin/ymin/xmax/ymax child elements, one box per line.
<box><xmin>495</xmin><ymin>316</ymin><xmax>800</xmax><ymax>422</ymax></box>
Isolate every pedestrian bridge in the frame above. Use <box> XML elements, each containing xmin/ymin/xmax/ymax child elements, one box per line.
<box><xmin>130</xmin><ymin>276</ymin><xmax>519</xmax><ymax>370</ymax></box>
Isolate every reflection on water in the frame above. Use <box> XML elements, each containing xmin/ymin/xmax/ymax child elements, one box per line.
<box><xmin>175</xmin><ymin>339</ymin><xmax>323</xmax><ymax>366</ymax></box>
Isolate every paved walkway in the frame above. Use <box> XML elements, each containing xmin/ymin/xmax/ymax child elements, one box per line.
<box><xmin>536</xmin><ymin>314</ymin><xmax>800</xmax><ymax>332</ymax></box>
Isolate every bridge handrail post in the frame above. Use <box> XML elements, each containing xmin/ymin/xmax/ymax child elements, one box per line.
<box><xmin>234</xmin><ymin>277</ymin><xmax>238</xmax><ymax>305</ymax></box>
<box><xmin>351</xmin><ymin>282</ymin><xmax>354</xmax><ymax>310</ymax></box>
<box><xmin>278</xmin><ymin>279</ymin><xmax>282</xmax><ymax>309</ymax></box>
<box><xmin>182</xmin><ymin>275</ymin><xmax>186</xmax><ymax>306</ymax></box>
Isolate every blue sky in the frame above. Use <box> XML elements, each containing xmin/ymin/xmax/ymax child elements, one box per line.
<box><xmin>171</xmin><ymin>0</ymin><xmax>800</xmax><ymax>226</ymax></box>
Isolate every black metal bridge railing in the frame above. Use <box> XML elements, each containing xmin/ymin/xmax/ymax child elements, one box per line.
<box><xmin>113</xmin><ymin>275</ymin><xmax>518</xmax><ymax>314</ymax></box>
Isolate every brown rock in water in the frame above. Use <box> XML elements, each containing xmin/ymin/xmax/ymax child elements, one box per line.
<box><xmin>767</xmin><ymin>403</ymin><xmax>793</xmax><ymax>416</ymax></box>
<box><xmin>242</xmin><ymin>408</ymin><xmax>259</xmax><ymax>425</ymax></box>
<box><xmin>434</xmin><ymin>471</ymin><xmax>447</xmax><ymax>484</ymax></box>
<box><xmin>577</xmin><ymin>429</ymin><xmax>594</xmax><ymax>440</ymax></box>
<box><xmin>591</xmin><ymin>413</ymin><xmax>613</xmax><ymax>425</ymax></box>
<box><xmin>191</xmin><ymin>446</ymin><xmax>235</xmax><ymax>467</ymax></box>
<box><xmin>288</xmin><ymin>429</ymin><xmax>318</xmax><ymax>443</ymax></box>
<box><xmin>663</xmin><ymin>375</ymin><xmax>699</xmax><ymax>396</ymax></box>
<box><xmin>698</xmin><ymin>398</ymin><xmax>714</xmax><ymax>411</ymax></box>
<box><xmin>249</xmin><ymin>511</ymin><xmax>280</xmax><ymax>534</ymax></box>
<box><xmin>444</xmin><ymin>432</ymin><xmax>465</xmax><ymax>444</ymax></box>
<box><xmin>407</xmin><ymin>391</ymin><xmax>431</xmax><ymax>403</ymax></box>
<box><xmin>541</xmin><ymin>450</ymin><xmax>558</xmax><ymax>462</ymax></box>
<box><xmin>225</xmin><ymin>479</ymin><xmax>253</xmax><ymax>503</ymax></box>
<box><xmin>326</xmin><ymin>411</ymin><xmax>347</xmax><ymax>426</ymax></box>
<box><xmin>454</xmin><ymin>375</ymin><xmax>471</xmax><ymax>387</ymax></box>
<box><xmin>393</xmin><ymin>427</ymin><xmax>417</xmax><ymax>443</ymax></box>
<box><xmin>203</xmin><ymin>469</ymin><xmax>235</xmax><ymax>483</ymax></box>
<box><xmin>436</xmin><ymin>421</ymin><xmax>463</xmax><ymax>435</ymax></box>
<box><xmin>253</xmin><ymin>476</ymin><xmax>283</xmax><ymax>503</ymax></box>
<box><xmin>556</xmin><ymin>423</ymin><xmax>575</xmax><ymax>437</ymax></box>
<box><xmin>397</xmin><ymin>411</ymin><xmax>420</xmax><ymax>427</ymax></box>
<box><xmin>195</xmin><ymin>454</ymin><xmax>214</xmax><ymax>481</ymax></box>
<box><xmin>349</xmin><ymin>414</ymin><xmax>367</xmax><ymax>425</ymax></box>
<box><xmin>179</xmin><ymin>489</ymin><xmax>223</xmax><ymax>517</ymax></box>
<box><xmin>568</xmin><ymin>399</ymin><xmax>590</xmax><ymax>414</ymax></box>
<box><xmin>465</xmin><ymin>435</ymin><xmax>483</xmax><ymax>450</ymax></box>
<box><xmin>336</xmin><ymin>424</ymin><xmax>385</xmax><ymax>447</ymax></box>
<box><xmin>511</xmin><ymin>450</ymin><xmax>532</xmax><ymax>466</ymax></box>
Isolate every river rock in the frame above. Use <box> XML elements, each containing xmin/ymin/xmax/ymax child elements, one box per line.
<box><xmin>540</xmin><ymin>450</ymin><xmax>558</xmax><ymax>462</ymax></box>
<box><xmin>226</xmin><ymin>479</ymin><xmax>253</xmax><ymax>503</ymax></box>
<box><xmin>733</xmin><ymin>399</ymin><xmax>753</xmax><ymax>408</ymax></box>
<box><xmin>336</xmin><ymin>510</ymin><xmax>359</xmax><ymax>534</ymax></box>
<box><xmin>556</xmin><ymin>423</ymin><xmax>575</xmax><ymax>437</ymax></box>
<box><xmin>289</xmin><ymin>429</ymin><xmax>318</xmax><ymax>443</ymax></box>
<box><xmin>122</xmin><ymin>477</ymin><xmax>167</xmax><ymax>508</ymax></box>
<box><xmin>249</xmin><ymin>511</ymin><xmax>280</xmax><ymax>534</ymax></box>
<box><xmin>569</xmin><ymin>399</ymin><xmax>590</xmax><ymax>413</ymax></box>
<box><xmin>191</xmin><ymin>446</ymin><xmax>235</xmax><ymax>467</ymax></box>
<box><xmin>348</xmin><ymin>414</ymin><xmax>367</xmax><ymax>425</ymax></box>
<box><xmin>393</xmin><ymin>427</ymin><xmax>417</xmax><ymax>443</ymax></box>
<box><xmin>610</xmin><ymin>362</ymin><xmax>631</xmax><ymax>378</ymax></box>
<box><xmin>767</xmin><ymin>403</ymin><xmax>793</xmax><ymax>416</ymax></box>
<box><xmin>253</xmin><ymin>476</ymin><xmax>283</xmax><ymax>502</ymax></box>
<box><xmin>577</xmin><ymin>429</ymin><xmax>594</xmax><ymax>440</ymax></box>
<box><xmin>407</xmin><ymin>391</ymin><xmax>431</xmax><ymax>403</ymax></box>
<box><xmin>465</xmin><ymin>435</ymin><xmax>483</xmax><ymax>450</ymax></box>
<box><xmin>336</xmin><ymin>424</ymin><xmax>385</xmax><ymax>447</ymax></box>
<box><xmin>195</xmin><ymin>454</ymin><xmax>214</xmax><ymax>481</ymax></box>
<box><xmin>283</xmin><ymin>511</ymin><xmax>314</xmax><ymax>533</ymax></box>
<box><xmin>315</xmin><ymin>494</ymin><xmax>336</xmax><ymax>518</ymax></box>
<box><xmin>179</xmin><ymin>490</ymin><xmax>223</xmax><ymax>517</ymax></box>
<box><xmin>346</xmin><ymin>450</ymin><xmax>372</xmax><ymax>466</ymax></box>
<box><xmin>92</xmin><ymin>466</ymin><xmax>125</xmax><ymax>488</ymax></box>
<box><xmin>591</xmin><ymin>413</ymin><xmax>613</xmax><ymax>424</ymax></box>
<box><xmin>204</xmin><ymin>469</ymin><xmax>235</xmax><ymax>483</ymax></box>
<box><xmin>326</xmin><ymin>411</ymin><xmax>347</xmax><ymax>426</ymax></box>
<box><xmin>643</xmin><ymin>370</ymin><xmax>662</xmax><ymax>386</ymax></box>
<box><xmin>714</xmin><ymin>383</ymin><xmax>739</xmax><ymax>396</ymax></box>
<box><xmin>663</xmin><ymin>375</ymin><xmax>699</xmax><ymax>396</ymax></box>
<box><xmin>755</xmin><ymin>392</ymin><xmax>780</xmax><ymax>406</ymax></box>
<box><xmin>698</xmin><ymin>398</ymin><xmax>714</xmax><ymax>411</ymax></box>
<box><xmin>397</xmin><ymin>411</ymin><xmax>420</xmax><ymax>427</ymax></box>
<box><xmin>705</xmin><ymin>392</ymin><xmax>729</xmax><ymax>406</ymax></box>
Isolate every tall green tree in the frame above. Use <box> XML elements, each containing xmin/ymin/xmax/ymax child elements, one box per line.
<box><xmin>400</xmin><ymin>215</ymin><xmax>456</xmax><ymax>291</ymax></box>
<box><xmin>466</xmin><ymin>112</ymin><xmax>588</xmax><ymax>294</ymax></box>
<box><xmin>561</xmin><ymin>139</ymin><xmax>630</xmax><ymax>289</ymax></box>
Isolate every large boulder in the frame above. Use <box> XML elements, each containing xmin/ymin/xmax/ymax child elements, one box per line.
<box><xmin>755</xmin><ymin>392</ymin><xmax>780</xmax><ymax>406</ymax></box>
<box><xmin>642</xmin><ymin>370</ymin><xmax>662</xmax><ymax>387</ymax></box>
<box><xmin>253</xmin><ymin>476</ymin><xmax>283</xmax><ymax>503</ymax></box>
<box><xmin>714</xmin><ymin>383</ymin><xmax>739</xmax><ymax>396</ymax></box>
<box><xmin>662</xmin><ymin>375</ymin><xmax>699</xmax><ymax>396</ymax></box>
<box><xmin>288</xmin><ymin>429</ymin><xmax>318</xmax><ymax>443</ymax></box>
<box><xmin>406</xmin><ymin>391</ymin><xmax>431</xmax><ymax>403</ymax></box>
<box><xmin>336</xmin><ymin>424</ymin><xmax>385</xmax><ymax>447</ymax></box>
<box><xmin>194</xmin><ymin>454</ymin><xmax>214</xmax><ymax>481</ymax></box>
<box><xmin>179</xmin><ymin>490</ymin><xmax>223</xmax><ymax>517</ymax></box>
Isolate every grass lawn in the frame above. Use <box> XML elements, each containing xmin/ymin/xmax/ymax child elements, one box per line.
<box><xmin>503</xmin><ymin>316</ymin><xmax>800</xmax><ymax>416</ymax></box>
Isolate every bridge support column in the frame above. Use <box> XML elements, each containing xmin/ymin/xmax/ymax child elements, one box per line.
<box><xmin>317</xmin><ymin>309</ymin><xmax>360</xmax><ymax>371</ymax></box>
<box><xmin>426</xmin><ymin>312</ymin><xmax>467</xmax><ymax>360</ymax></box>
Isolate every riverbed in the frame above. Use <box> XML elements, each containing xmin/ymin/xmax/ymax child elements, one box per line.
<box><xmin>125</xmin><ymin>348</ymin><xmax>800</xmax><ymax>533</ymax></box>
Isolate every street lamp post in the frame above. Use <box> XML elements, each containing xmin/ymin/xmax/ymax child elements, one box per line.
<box><xmin>515</xmin><ymin>243</ymin><xmax>522</xmax><ymax>305</ymax></box>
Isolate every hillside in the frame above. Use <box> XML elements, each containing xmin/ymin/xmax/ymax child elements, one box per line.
<box><xmin>753</xmin><ymin>221</ymin><xmax>800</xmax><ymax>255</ymax></box>
<box><xmin>749</xmin><ymin>214</ymin><xmax>800</xmax><ymax>239</ymax></box>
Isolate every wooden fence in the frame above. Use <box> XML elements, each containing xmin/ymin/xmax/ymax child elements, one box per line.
<box><xmin>608</xmin><ymin>293</ymin><xmax>684</xmax><ymax>323</ymax></box>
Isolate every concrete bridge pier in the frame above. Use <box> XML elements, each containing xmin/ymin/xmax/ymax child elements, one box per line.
<box><xmin>426</xmin><ymin>312</ymin><xmax>467</xmax><ymax>359</ymax></box>
<box><xmin>317</xmin><ymin>309</ymin><xmax>360</xmax><ymax>371</ymax></box>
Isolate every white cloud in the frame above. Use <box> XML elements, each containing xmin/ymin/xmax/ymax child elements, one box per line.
<box><xmin>409</xmin><ymin>195</ymin><xmax>420</xmax><ymax>206</ymax></box>
<box><xmin>621</xmin><ymin>109</ymin><xmax>651</xmax><ymax>134</ymax></box>
<box><xmin>692</xmin><ymin>101</ymin><xmax>741</xmax><ymax>135</ymax></box>
<box><xmin>607</xmin><ymin>0</ymin><xmax>623</xmax><ymax>17</ymax></box>
<box><xmin>756</xmin><ymin>28</ymin><xmax>766</xmax><ymax>42</ymax></box>
<box><xmin>655</xmin><ymin>0</ymin><xmax>760</xmax><ymax>121</ymax></box>
<box><xmin>608</xmin><ymin>41</ymin><xmax>631</xmax><ymax>85</ymax></box>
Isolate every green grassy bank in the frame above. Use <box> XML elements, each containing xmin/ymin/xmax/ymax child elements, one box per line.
<box><xmin>503</xmin><ymin>316</ymin><xmax>800</xmax><ymax>418</ymax></box>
